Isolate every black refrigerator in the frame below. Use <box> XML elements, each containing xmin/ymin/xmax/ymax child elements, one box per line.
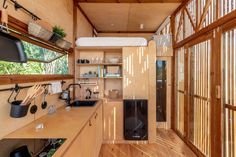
<box><xmin>124</xmin><ymin>99</ymin><xmax>148</xmax><ymax>140</ymax></box>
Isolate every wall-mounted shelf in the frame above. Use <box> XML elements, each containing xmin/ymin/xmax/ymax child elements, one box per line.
<box><xmin>77</xmin><ymin>77</ymin><xmax>123</xmax><ymax>79</ymax></box>
<box><xmin>76</xmin><ymin>46</ymin><xmax>123</xmax><ymax>51</ymax></box>
<box><xmin>77</xmin><ymin>63</ymin><xmax>122</xmax><ymax>66</ymax></box>
<box><xmin>75</xmin><ymin>48</ymin><xmax>123</xmax><ymax>100</ymax></box>
<box><xmin>0</xmin><ymin>11</ymin><xmax>73</xmax><ymax>55</ymax></box>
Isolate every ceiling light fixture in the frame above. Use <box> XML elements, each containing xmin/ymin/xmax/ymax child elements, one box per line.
<box><xmin>140</xmin><ymin>24</ymin><xmax>144</xmax><ymax>30</ymax></box>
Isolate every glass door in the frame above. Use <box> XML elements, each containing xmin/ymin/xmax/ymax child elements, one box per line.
<box><xmin>156</xmin><ymin>60</ymin><xmax>167</xmax><ymax>122</ymax></box>
<box><xmin>156</xmin><ymin>57</ymin><xmax>172</xmax><ymax>129</ymax></box>
<box><xmin>175</xmin><ymin>48</ymin><xmax>185</xmax><ymax>135</ymax></box>
<box><xmin>188</xmin><ymin>40</ymin><xmax>211</xmax><ymax>157</ymax></box>
<box><xmin>222</xmin><ymin>27</ymin><xmax>236</xmax><ymax>157</ymax></box>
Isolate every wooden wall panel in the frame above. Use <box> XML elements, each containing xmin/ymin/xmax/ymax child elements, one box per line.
<box><xmin>148</xmin><ymin>41</ymin><xmax>157</xmax><ymax>143</ymax></box>
<box><xmin>77</xmin><ymin>8</ymin><xmax>94</xmax><ymax>37</ymax></box>
<box><xmin>0</xmin><ymin>0</ymin><xmax>74</xmax><ymax>42</ymax></box>
<box><xmin>0</xmin><ymin>79</ymin><xmax>73</xmax><ymax>139</ymax></box>
<box><xmin>123</xmin><ymin>47</ymin><xmax>149</xmax><ymax>99</ymax></box>
<box><xmin>103</xmin><ymin>101</ymin><xmax>123</xmax><ymax>142</ymax></box>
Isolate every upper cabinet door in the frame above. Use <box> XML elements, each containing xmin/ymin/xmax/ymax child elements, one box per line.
<box><xmin>122</xmin><ymin>47</ymin><xmax>149</xmax><ymax>99</ymax></box>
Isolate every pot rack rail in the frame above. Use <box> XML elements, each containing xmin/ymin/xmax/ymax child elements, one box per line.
<box><xmin>0</xmin><ymin>81</ymin><xmax>66</xmax><ymax>103</ymax></box>
<box><xmin>2</xmin><ymin>0</ymin><xmax>40</xmax><ymax>20</ymax></box>
<box><xmin>0</xmin><ymin>80</ymin><xmax>66</xmax><ymax>92</ymax></box>
<box><xmin>1</xmin><ymin>1</ymin><xmax>71</xmax><ymax>56</ymax></box>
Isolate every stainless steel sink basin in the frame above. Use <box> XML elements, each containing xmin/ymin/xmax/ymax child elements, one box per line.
<box><xmin>70</xmin><ymin>100</ymin><xmax>97</xmax><ymax>107</ymax></box>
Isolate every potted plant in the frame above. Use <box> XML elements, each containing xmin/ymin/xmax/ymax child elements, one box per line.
<box><xmin>50</xmin><ymin>26</ymin><xmax>67</xmax><ymax>43</ymax></box>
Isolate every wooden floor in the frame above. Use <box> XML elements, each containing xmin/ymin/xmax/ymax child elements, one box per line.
<box><xmin>99</xmin><ymin>129</ymin><xmax>197</xmax><ymax>157</ymax></box>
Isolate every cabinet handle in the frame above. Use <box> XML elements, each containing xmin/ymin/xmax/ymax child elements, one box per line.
<box><xmin>94</xmin><ymin>113</ymin><xmax>98</xmax><ymax>119</ymax></box>
<box><xmin>89</xmin><ymin>120</ymin><xmax>92</xmax><ymax>126</ymax></box>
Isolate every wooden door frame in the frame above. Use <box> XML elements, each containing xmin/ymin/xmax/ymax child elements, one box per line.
<box><xmin>173</xmin><ymin>32</ymin><xmax>217</xmax><ymax>157</ymax></box>
<box><xmin>219</xmin><ymin>18</ymin><xmax>236</xmax><ymax>157</ymax></box>
<box><xmin>185</xmin><ymin>32</ymin><xmax>214</xmax><ymax>157</ymax></box>
<box><xmin>156</xmin><ymin>57</ymin><xmax>172</xmax><ymax>129</ymax></box>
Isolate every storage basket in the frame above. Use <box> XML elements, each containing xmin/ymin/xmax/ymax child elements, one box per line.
<box><xmin>108</xmin><ymin>90</ymin><xmax>119</xmax><ymax>99</ymax></box>
<box><xmin>10</xmin><ymin>100</ymin><xmax>30</xmax><ymax>118</ymax></box>
<box><xmin>28</xmin><ymin>21</ymin><xmax>53</xmax><ymax>41</ymax></box>
<box><xmin>56</xmin><ymin>38</ymin><xmax>72</xmax><ymax>50</ymax></box>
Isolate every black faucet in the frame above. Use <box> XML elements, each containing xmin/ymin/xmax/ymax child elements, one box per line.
<box><xmin>65</xmin><ymin>83</ymin><xmax>81</xmax><ymax>106</ymax></box>
<box><xmin>85</xmin><ymin>88</ymin><xmax>92</xmax><ymax>99</ymax></box>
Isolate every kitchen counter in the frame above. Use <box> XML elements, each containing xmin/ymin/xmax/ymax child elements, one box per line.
<box><xmin>4</xmin><ymin>100</ymin><xmax>103</xmax><ymax>157</ymax></box>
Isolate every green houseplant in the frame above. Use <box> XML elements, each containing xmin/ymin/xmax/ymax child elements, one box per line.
<box><xmin>50</xmin><ymin>26</ymin><xmax>67</xmax><ymax>43</ymax></box>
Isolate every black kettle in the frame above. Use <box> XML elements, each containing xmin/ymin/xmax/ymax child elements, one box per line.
<box><xmin>10</xmin><ymin>145</ymin><xmax>31</xmax><ymax>157</ymax></box>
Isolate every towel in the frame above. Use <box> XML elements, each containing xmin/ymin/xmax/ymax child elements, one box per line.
<box><xmin>49</xmin><ymin>82</ymin><xmax>62</xmax><ymax>94</ymax></box>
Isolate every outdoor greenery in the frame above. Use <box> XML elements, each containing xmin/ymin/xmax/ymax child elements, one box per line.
<box><xmin>0</xmin><ymin>41</ymin><xmax>69</xmax><ymax>75</ymax></box>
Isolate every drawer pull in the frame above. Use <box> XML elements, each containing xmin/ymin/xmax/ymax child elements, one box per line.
<box><xmin>95</xmin><ymin>113</ymin><xmax>98</xmax><ymax>119</ymax></box>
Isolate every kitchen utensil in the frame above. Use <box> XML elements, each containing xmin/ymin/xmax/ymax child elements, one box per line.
<box><xmin>22</xmin><ymin>85</ymin><xmax>44</xmax><ymax>105</ymax></box>
<box><xmin>0</xmin><ymin>31</ymin><xmax>27</xmax><ymax>63</ymax></box>
<box><xmin>60</xmin><ymin>90</ymin><xmax>69</xmax><ymax>100</ymax></box>
<box><xmin>41</xmin><ymin>90</ymin><xmax>48</xmax><ymax>109</ymax></box>
<box><xmin>10</xmin><ymin>145</ymin><xmax>31</xmax><ymax>157</ymax></box>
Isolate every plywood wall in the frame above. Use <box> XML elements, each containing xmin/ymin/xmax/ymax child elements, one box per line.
<box><xmin>0</xmin><ymin>0</ymin><xmax>96</xmax><ymax>139</ymax></box>
<box><xmin>0</xmin><ymin>0</ymin><xmax>74</xmax><ymax>42</ymax></box>
<box><xmin>0</xmin><ymin>80</ymin><xmax>73</xmax><ymax>139</ymax></box>
<box><xmin>77</xmin><ymin>8</ymin><xmax>94</xmax><ymax>37</ymax></box>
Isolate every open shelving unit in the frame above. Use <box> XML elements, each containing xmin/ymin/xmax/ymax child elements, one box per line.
<box><xmin>75</xmin><ymin>48</ymin><xmax>123</xmax><ymax>101</ymax></box>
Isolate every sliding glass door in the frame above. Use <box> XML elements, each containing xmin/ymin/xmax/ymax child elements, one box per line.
<box><xmin>175</xmin><ymin>48</ymin><xmax>185</xmax><ymax>135</ymax></box>
<box><xmin>188</xmin><ymin>40</ymin><xmax>211</xmax><ymax>157</ymax></box>
<box><xmin>222</xmin><ymin>27</ymin><xmax>236</xmax><ymax>157</ymax></box>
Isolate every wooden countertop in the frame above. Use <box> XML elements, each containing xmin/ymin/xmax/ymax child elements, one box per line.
<box><xmin>4</xmin><ymin>100</ymin><xmax>103</xmax><ymax>157</ymax></box>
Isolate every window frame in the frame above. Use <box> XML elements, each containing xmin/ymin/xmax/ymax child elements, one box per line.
<box><xmin>0</xmin><ymin>10</ymin><xmax>74</xmax><ymax>83</ymax></box>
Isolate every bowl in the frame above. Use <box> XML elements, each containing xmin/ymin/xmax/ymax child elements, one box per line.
<box><xmin>108</xmin><ymin>58</ymin><xmax>120</xmax><ymax>64</ymax></box>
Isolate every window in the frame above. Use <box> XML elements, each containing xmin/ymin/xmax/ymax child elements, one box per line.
<box><xmin>175</xmin><ymin>47</ymin><xmax>185</xmax><ymax>135</ymax></box>
<box><xmin>222</xmin><ymin>28</ymin><xmax>236</xmax><ymax>157</ymax></box>
<box><xmin>175</xmin><ymin>11</ymin><xmax>184</xmax><ymax>42</ymax></box>
<box><xmin>0</xmin><ymin>41</ymin><xmax>69</xmax><ymax>75</ymax></box>
<box><xmin>221</xmin><ymin>0</ymin><xmax>236</xmax><ymax>17</ymax></box>
<box><xmin>188</xmin><ymin>40</ymin><xmax>211</xmax><ymax>157</ymax></box>
<box><xmin>198</xmin><ymin>0</ymin><xmax>216</xmax><ymax>28</ymax></box>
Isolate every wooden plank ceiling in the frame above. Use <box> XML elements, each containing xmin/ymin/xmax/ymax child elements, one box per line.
<box><xmin>77</xmin><ymin>3</ymin><xmax>180</xmax><ymax>33</ymax></box>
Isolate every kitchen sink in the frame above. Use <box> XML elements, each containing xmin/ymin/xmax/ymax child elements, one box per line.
<box><xmin>70</xmin><ymin>100</ymin><xmax>97</xmax><ymax>107</ymax></box>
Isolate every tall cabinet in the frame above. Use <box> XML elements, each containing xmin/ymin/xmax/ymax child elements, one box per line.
<box><xmin>123</xmin><ymin>47</ymin><xmax>149</xmax><ymax>99</ymax></box>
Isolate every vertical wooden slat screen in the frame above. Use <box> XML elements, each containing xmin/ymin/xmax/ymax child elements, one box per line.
<box><xmin>175</xmin><ymin>11</ymin><xmax>184</xmax><ymax>42</ymax></box>
<box><xmin>175</xmin><ymin>48</ymin><xmax>185</xmax><ymax>135</ymax></box>
<box><xmin>220</xmin><ymin>0</ymin><xmax>236</xmax><ymax>17</ymax></box>
<box><xmin>188</xmin><ymin>40</ymin><xmax>211</xmax><ymax>157</ymax></box>
<box><xmin>222</xmin><ymin>28</ymin><xmax>236</xmax><ymax>157</ymax></box>
<box><xmin>186</xmin><ymin>0</ymin><xmax>197</xmax><ymax>25</ymax></box>
<box><xmin>159</xmin><ymin>22</ymin><xmax>171</xmax><ymax>35</ymax></box>
<box><xmin>184</xmin><ymin>11</ymin><xmax>195</xmax><ymax>38</ymax></box>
